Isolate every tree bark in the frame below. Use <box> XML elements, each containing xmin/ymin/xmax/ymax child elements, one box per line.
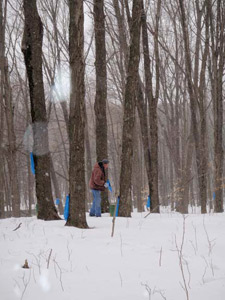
<box><xmin>4</xmin><ymin>59</ymin><xmax>21</xmax><ymax>217</ymax></box>
<box><xmin>94</xmin><ymin>0</ymin><xmax>109</xmax><ymax>212</ymax></box>
<box><xmin>50</xmin><ymin>156</ymin><xmax>64</xmax><ymax>215</ymax></box>
<box><xmin>209</xmin><ymin>0</ymin><xmax>225</xmax><ymax>212</ymax></box>
<box><xmin>1</xmin><ymin>0</ymin><xmax>20</xmax><ymax>217</ymax></box>
<box><xmin>118</xmin><ymin>0</ymin><xmax>142</xmax><ymax>217</ymax></box>
<box><xmin>84</xmin><ymin>105</ymin><xmax>93</xmax><ymax>210</ymax></box>
<box><xmin>141</xmin><ymin>0</ymin><xmax>161</xmax><ymax>213</ymax></box>
<box><xmin>0</xmin><ymin>0</ymin><xmax>5</xmax><ymax>218</ymax></box>
<box><xmin>178</xmin><ymin>0</ymin><xmax>208</xmax><ymax>213</ymax></box>
<box><xmin>66</xmin><ymin>0</ymin><xmax>88</xmax><ymax>228</ymax></box>
<box><xmin>22</xmin><ymin>0</ymin><xmax>60</xmax><ymax>220</ymax></box>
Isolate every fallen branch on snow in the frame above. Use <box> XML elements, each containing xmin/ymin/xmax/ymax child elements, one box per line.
<box><xmin>13</xmin><ymin>223</ymin><xmax>22</xmax><ymax>231</ymax></box>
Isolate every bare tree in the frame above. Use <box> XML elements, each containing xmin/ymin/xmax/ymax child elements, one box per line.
<box><xmin>66</xmin><ymin>0</ymin><xmax>88</xmax><ymax>228</ymax></box>
<box><xmin>118</xmin><ymin>0</ymin><xmax>142</xmax><ymax>217</ymax></box>
<box><xmin>94</xmin><ymin>0</ymin><xmax>109</xmax><ymax>212</ymax></box>
<box><xmin>158</xmin><ymin>1</ymin><xmax>194</xmax><ymax>213</ymax></box>
<box><xmin>208</xmin><ymin>0</ymin><xmax>225</xmax><ymax>212</ymax></box>
<box><xmin>22</xmin><ymin>0</ymin><xmax>60</xmax><ymax>220</ymax></box>
<box><xmin>0</xmin><ymin>0</ymin><xmax>5</xmax><ymax>218</ymax></box>
<box><xmin>3</xmin><ymin>55</ymin><xmax>21</xmax><ymax>217</ymax></box>
<box><xmin>0</xmin><ymin>0</ymin><xmax>21</xmax><ymax>217</ymax></box>
<box><xmin>140</xmin><ymin>0</ymin><xmax>161</xmax><ymax>213</ymax></box>
<box><xmin>178</xmin><ymin>0</ymin><xmax>209</xmax><ymax>214</ymax></box>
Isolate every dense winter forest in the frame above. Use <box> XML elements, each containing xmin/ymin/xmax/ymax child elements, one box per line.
<box><xmin>0</xmin><ymin>0</ymin><xmax>224</xmax><ymax>227</ymax></box>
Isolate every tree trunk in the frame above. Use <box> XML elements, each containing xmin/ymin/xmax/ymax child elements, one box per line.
<box><xmin>178</xmin><ymin>0</ymin><xmax>208</xmax><ymax>213</ymax></box>
<box><xmin>141</xmin><ymin>0</ymin><xmax>161</xmax><ymax>213</ymax></box>
<box><xmin>26</xmin><ymin>153</ymin><xmax>34</xmax><ymax>216</ymax></box>
<box><xmin>50</xmin><ymin>156</ymin><xmax>64</xmax><ymax>215</ymax></box>
<box><xmin>118</xmin><ymin>0</ymin><xmax>142</xmax><ymax>217</ymax></box>
<box><xmin>1</xmin><ymin>0</ymin><xmax>20</xmax><ymax>217</ymax></box>
<box><xmin>139</xmin><ymin>4</ymin><xmax>152</xmax><ymax>209</ymax></box>
<box><xmin>149</xmin><ymin>0</ymin><xmax>161</xmax><ymax>213</ymax></box>
<box><xmin>136</xmin><ymin>78</ymin><xmax>152</xmax><ymax>207</ymax></box>
<box><xmin>84</xmin><ymin>105</ymin><xmax>93</xmax><ymax>210</ymax></box>
<box><xmin>94</xmin><ymin>0</ymin><xmax>109</xmax><ymax>212</ymax></box>
<box><xmin>22</xmin><ymin>0</ymin><xmax>60</xmax><ymax>220</ymax></box>
<box><xmin>209</xmin><ymin>0</ymin><xmax>225</xmax><ymax>212</ymax></box>
<box><xmin>66</xmin><ymin>0</ymin><xmax>88</xmax><ymax>228</ymax></box>
<box><xmin>0</xmin><ymin>0</ymin><xmax>5</xmax><ymax>218</ymax></box>
<box><xmin>133</xmin><ymin>115</ymin><xmax>144</xmax><ymax>212</ymax></box>
<box><xmin>4</xmin><ymin>59</ymin><xmax>20</xmax><ymax>217</ymax></box>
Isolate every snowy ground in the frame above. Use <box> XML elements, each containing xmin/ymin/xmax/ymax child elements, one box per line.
<box><xmin>0</xmin><ymin>209</ymin><xmax>225</xmax><ymax>300</ymax></box>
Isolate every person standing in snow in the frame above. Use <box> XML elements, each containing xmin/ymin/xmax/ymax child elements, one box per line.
<box><xmin>89</xmin><ymin>159</ymin><xmax>109</xmax><ymax>217</ymax></box>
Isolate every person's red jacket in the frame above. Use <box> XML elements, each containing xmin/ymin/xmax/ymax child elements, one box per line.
<box><xmin>89</xmin><ymin>163</ymin><xmax>106</xmax><ymax>191</ymax></box>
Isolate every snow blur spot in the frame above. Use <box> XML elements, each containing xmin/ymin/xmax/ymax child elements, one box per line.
<box><xmin>39</xmin><ymin>269</ymin><xmax>51</xmax><ymax>292</ymax></box>
<box><xmin>23</xmin><ymin>124</ymin><xmax>33</xmax><ymax>152</ymax></box>
<box><xmin>23</xmin><ymin>122</ymin><xmax>50</xmax><ymax>156</ymax></box>
<box><xmin>50</xmin><ymin>66</ymin><xmax>71</xmax><ymax>103</ymax></box>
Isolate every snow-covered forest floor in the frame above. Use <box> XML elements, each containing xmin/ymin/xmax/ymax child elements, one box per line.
<box><xmin>0</xmin><ymin>209</ymin><xmax>225</xmax><ymax>300</ymax></box>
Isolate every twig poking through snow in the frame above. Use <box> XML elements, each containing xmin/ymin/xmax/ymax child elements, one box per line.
<box><xmin>154</xmin><ymin>288</ymin><xmax>167</xmax><ymax>300</ymax></box>
<box><xmin>141</xmin><ymin>282</ymin><xmax>152</xmax><ymax>300</ymax></box>
<box><xmin>144</xmin><ymin>204</ymin><xmax>161</xmax><ymax>218</ymax></box>
<box><xmin>47</xmin><ymin>249</ymin><xmax>52</xmax><ymax>269</ymax></box>
<box><xmin>53</xmin><ymin>258</ymin><xmax>64</xmax><ymax>291</ymax></box>
<box><xmin>26</xmin><ymin>251</ymin><xmax>41</xmax><ymax>275</ymax></box>
<box><xmin>159</xmin><ymin>247</ymin><xmax>162</xmax><ymax>267</ymax></box>
<box><xmin>203</xmin><ymin>216</ymin><xmax>216</xmax><ymax>256</ymax></box>
<box><xmin>119</xmin><ymin>272</ymin><xmax>123</xmax><ymax>287</ymax></box>
<box><xmin>16</xmin><ymin>270</ymin><xmax>31</xmax><ymax>300</ymax></box>
<box><xmin>67</xmin><ymin>240</ymin><xmax>72</xmax><ymax>261</ymax></box>
<box><xmin>201</xmin><ymin>256</ymin><xmax>208</xmax><ymax>283</ymax></box>
<box><xmin>13</xmin><ymin>223</ymin><xmax>22</xmax><ymax>231</ymax></box>
<box><xmin>175</xmin><ymin>215</ymin><xmax>189</xmax><ymax>300</ymax></box>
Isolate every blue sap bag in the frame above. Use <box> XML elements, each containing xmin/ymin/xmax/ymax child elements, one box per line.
<box><xmin>64</xmin><ymin>194</ymin><xmax>70</xmax><ymax>220</ymax></box>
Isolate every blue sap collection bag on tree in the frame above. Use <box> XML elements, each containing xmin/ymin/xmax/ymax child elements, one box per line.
<box><xmin>64</xmin><ymin>194</ymin><xmax>70</xmax><ymax>220</ymax></box>
<box><xmin>30</xmin><ymin>152</ymin><xmax>35</xmax><ymax>175</ymax></box>
<box><xmin>106</xmin><ymin>179</ymin><xmax>112</xmax><ymax>192</ymax></box>
<box><xmin>147</xmin><ymin>195</ymin><xmax>151</xmax><ymax>209</ymax></box>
